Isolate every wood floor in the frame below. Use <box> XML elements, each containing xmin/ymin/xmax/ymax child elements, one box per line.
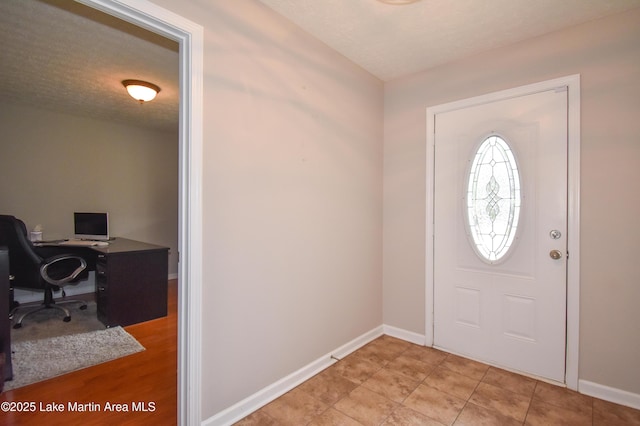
<box><xmin>0</xmin><ymin>279</ymin><xmax>178</xmax><ymax>426</ymax></box>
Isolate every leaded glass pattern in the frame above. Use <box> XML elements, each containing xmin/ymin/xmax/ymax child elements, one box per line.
<box><xmin>466</xmin><ymin>135</ymin><xmax>521</xmax><ymax>263</ymax></box>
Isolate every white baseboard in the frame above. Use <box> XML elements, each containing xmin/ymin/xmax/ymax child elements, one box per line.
<box><xmin>332</xmin><ymin>326</ymin><xmax>384</xmax><ymax>359</ymax></box>
<box><xmin>203</xmin><ymin>325</ymin><xmax>384</xmax><ymax>426</ymax></box>
<box><xmin>201</xmin><ymin>321</ymin><xmax>640</xmax><ymax>425</ymax></box>
<box><xmin>381</xmin><ymin>326</ymin><xmax>640</xmax><ymax>411</ymax></box>
<box><xmin>579</xmin><ymin>379</ymin><xmax>640</xmax><ymax>410</ymax></box>
<box><xmin>382</xmin><ymin>327</ymin><xmax>640</xmax><ymax>412</ymax></box>
<box><xmin>383</xmin><ymin>324</ymin><xmax>426</xmax><ymax>346</ymax></box>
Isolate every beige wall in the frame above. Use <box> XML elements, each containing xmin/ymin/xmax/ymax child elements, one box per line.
<box><xmin>383</xmin><ymin>9</ymin><xmax>640</xmax><ymax>395</ymax></box>
<box><xmin>42</xmin><ymin>0</ymin><xmax>635</xmax><ymax>420</ymax></box>
<box><xmin>150</xmin><ymin>0</ymin><xmax>384</xmax><ymax>418</ymax></box>
<box><xmin>0</xmin><ymin>103</ymin><xmax>179</xmax><ymax>276</ymax></box>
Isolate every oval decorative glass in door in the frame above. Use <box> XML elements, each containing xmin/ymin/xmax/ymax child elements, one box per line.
<box><xmin>466</xmin><ymin>135</ymin><xmax>521</xmax><ymax>263</ymax></box>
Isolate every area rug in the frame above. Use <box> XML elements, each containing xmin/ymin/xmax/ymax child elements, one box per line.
<box><xmin>11</xmin><ymin>300</ymin><xmax>105</xmax><ymax>343</ymax></box>
<box><xmin>5</xmin><ymin>326</ymin><xmax>145</xmax><ymax>391</ymax></box>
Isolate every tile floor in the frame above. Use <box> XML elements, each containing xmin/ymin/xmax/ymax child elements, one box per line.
<box><xmin>235</xmin><ymin>335</ymin><xmax>640</xmax><ymax>425</ymax></box>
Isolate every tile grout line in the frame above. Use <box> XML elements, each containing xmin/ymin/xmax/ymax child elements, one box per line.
<box><xmin>522</xmin><ymin>380</ymin><xmax>540</xmax><ymax>425</ymax></box>
<box><xmin>238</xmin><ymin>336</ymin><xmax>625</xmax><ymax>425</ymax></box>
<box><xmin>454</xmin><ymin>366</ymin><xmax>493</xmax><ymax>425</ymax></box>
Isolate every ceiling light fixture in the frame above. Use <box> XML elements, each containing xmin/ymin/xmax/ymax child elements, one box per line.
<box><xmin>376</xmin><ymin>0</ymin><xmax>421</xmax><ymax>4</ymax></box>
<box><xmin>122</xmin><ymin>79</ymin><xmax>161</xmax><ymax>103</ymax></box>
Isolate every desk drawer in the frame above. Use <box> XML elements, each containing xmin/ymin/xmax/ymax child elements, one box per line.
<box><xmin>96</xmin><ymin>257</ymin><xmax>108</xmax><ymax>288</ymax></box>
<box><xmin>93</xmin><ymin>244</ymin><xmax>168</xmax><ymax>327</ymax></box>
<box><xmin>95</xmin><ymin>258</ymin><xmax>108</xmax><ymax>322</ymax></box>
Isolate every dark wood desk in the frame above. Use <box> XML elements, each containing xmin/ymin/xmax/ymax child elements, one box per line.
<box><xmin>92</xmin><ymin>238</ymin><xmax>169</xmax><ymax>327</ymax></box>
<box><xmin>37</xmin><ymin>238</ymin><xmax>169</xmax><ymax>327</ymax></box>
<box><xmin>0</xmin><ymin>248</ymin><xmax>13</xmax><ymax>384</ymax></box>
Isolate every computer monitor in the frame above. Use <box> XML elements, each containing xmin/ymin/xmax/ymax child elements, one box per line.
<box><xmin>74</xmin><ymin>212</ymin><xmax>109</xmax><ymax>241</ymax></box>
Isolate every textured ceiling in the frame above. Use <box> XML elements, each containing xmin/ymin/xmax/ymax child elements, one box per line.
<box><xmin>258</xmin><ymin>0</ymin><xmax>640</xmax><ymax>81</ymax></box>
<box><xmin>2</xmin><ymin>0</ymin><xmax>640</xmax><ymax>132</ymax></box>
<box><xmin>0</xmin><ymin>0</ymin><xmax>179</xmax><ymax>132</ymax></box>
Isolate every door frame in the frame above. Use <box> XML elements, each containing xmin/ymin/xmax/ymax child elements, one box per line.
<box><xmin>425</xmin><ymin>75</ymin><xmax>581</xmax><ymax>390</ymax></box>
<box><xmin>79</xmin><ymin>0</ymin><xmax>204</xmax><ymax>424</ymax></box>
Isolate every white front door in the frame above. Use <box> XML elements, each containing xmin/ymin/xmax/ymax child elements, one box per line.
<box><xmin>433</xmin><ymin>88</ymin><xmax>568</xmax><ymax>382</ymax></box>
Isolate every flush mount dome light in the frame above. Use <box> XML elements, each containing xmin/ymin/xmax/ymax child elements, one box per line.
<box><xmin>122</xmin><ymin>79</ymin><xmax>161</xmax><ymax>103</ymax></box>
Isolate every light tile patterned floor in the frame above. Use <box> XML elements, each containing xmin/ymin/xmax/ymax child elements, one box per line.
<box><xmin>235</xmin><ymin>335</ymin><xmax>640</xmax><ymax>425</ymax></box>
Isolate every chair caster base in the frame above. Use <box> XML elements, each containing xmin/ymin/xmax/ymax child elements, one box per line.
<box><xmin>63</xmin><ymin>316</ymin><xmax>71</xmax><ymax>322</ymax></box>
<box><xmin>80</xmin><ymin>305</ymin><xmax>88</xmax><ymax>310</ymax></box>
<box><xmin>13</xmin><ymin>323</ymin><xmax>22</xmax><ymax>329</ymax></box>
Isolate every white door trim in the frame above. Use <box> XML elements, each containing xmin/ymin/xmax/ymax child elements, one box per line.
<box><xmin>79</xmin><ymin>0</ymin><xmax>204</xmax><ymax>423</ymax></box>
<box><xmin>425</xmin><ymin>75</ymin><xmax>580</xmax><ymax>390</ymax></box>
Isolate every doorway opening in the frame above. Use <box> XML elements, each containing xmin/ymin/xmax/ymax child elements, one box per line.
<box><xmin>80</xmin><ymin>0</ymin><xmax>204</xmax><ymax>423</ymax></box>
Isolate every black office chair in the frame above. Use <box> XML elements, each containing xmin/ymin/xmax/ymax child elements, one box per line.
<box><xmin>0</xmin><ymin>215</ymin><xmax>88</xmax><ymax>329</ymax></box>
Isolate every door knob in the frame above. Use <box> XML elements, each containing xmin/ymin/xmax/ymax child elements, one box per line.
<box><xmin>549</xmin><ymin>249</ymin><xmax>563</xmax><ymax>260</ymax></box>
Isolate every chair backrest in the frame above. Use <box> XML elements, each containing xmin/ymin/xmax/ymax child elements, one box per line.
<box><xmin>0</xmin><ymin>215</ymin><xmax>44</xmax><ymax>290</ymax></box>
